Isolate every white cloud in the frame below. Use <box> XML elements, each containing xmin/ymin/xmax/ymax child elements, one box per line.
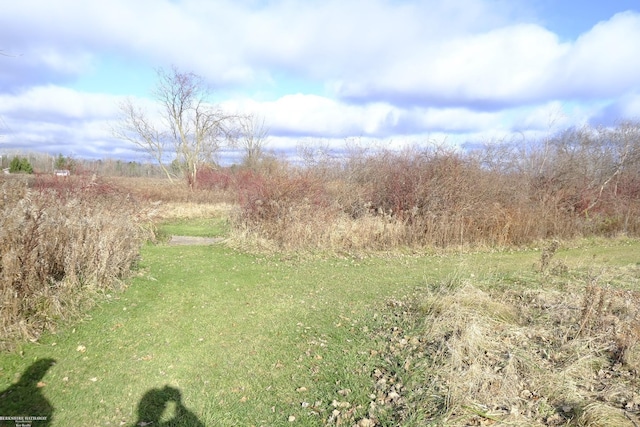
<box><xmin>336</xmin><ymin>11</ymin><xmax>640</xmax><ymax>107</ymax></box>
<box><xmin>2</xmin><ymin>1</ymin><xmax>640</xmax><ymax>160</ymax></box>
<box><xmin>5</xmin><ymin>1</ymin><xmax>640</xmax><ymax>107</ymax></box>
<box><xmin>590</xmin><ymin>91</ymin><xmax>640</xmax><ymax>125</ymax></box>
<box><xmin>557</xmin><ymin>12</ymin><xmax>640</xmax><ymax>99</ymax></box>
<box><xmin>0</xmin><ymin>86</ymin><xmax>133</xmax><ymax>158</ymax></box>
<box><xmin>0</xmin><ymin>0</ymin><xmax>526</xmax><ymax>88</ymax></box>
<box><xmin>0</xmin><ymin>86</ymin><xmax>120</xmax><ymax>120</ymax></box>
<box><xmin>223</xmin><ymin>93</ymin><xmax>505</xmax><ymax>140</ymax></box>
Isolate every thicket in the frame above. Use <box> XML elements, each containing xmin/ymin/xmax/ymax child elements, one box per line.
<box><xmin>0</xmin><ymin>175</ymin><xmax>153</xmax><ymax>350</ymax></box>
<box><xmin>216</xmin><ymin>122</ymin><xmax>640</xmax><ymax>251</ymax></box>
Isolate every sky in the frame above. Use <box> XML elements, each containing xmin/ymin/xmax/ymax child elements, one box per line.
<box><xmin>1</xmin><ymin>0</ymin><xmax>640</xmax><ymax>162</ymax></box>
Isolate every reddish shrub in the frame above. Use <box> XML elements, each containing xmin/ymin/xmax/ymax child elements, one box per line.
<box><xmin>33</xmin><ymin>174</ymin><xmax>123</xmax><ymax>203</ymax></box>
<box><xmin>196</xmin><ymin>167</ymin><xmax>233</xmax><ymax>191</ymax></box>
<box><xmin>236</xmin><ymin>171</ymin><xmax>329</xmax><ymax>224</ymax></box>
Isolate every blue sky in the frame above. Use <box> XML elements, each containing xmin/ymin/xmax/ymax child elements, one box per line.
<box><xmin>1</xmin><ymin>0</ymin><xmax>640</xmax><ymax>161</ymax></box>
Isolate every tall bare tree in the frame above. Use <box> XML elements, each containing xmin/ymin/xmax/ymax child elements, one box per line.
<box><xmin>232</xmin><ymin>114</ymin><xmax>269</xmax><ymax>170</ymax></box>
<box><xmin>113</xmin><ymin>66</ymin><xmax>236</xmax><ymax>188</ymax></box>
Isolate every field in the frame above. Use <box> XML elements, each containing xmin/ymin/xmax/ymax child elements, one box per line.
<box><xmin>2</xmin><ymin>126</ymin><xmax>640</xmax><ymax>426</ymax></box>
<box><xmin>1</xmin><ymin>193</ymin><xmax>639</xmax><ymax>425</ymax></box>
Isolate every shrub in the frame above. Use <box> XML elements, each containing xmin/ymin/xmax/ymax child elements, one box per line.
<box><xmin>231</xmin><ymin>170</ymin><xmax>337</xmax><ymax>249</ymax></box>
<box><xmin>196</xmin><ymin>167</ymin><xmax>232</xmax><ymax>191</ymax></box>
<box><xmin>0</xmin><ymin>178</ymin><xmax>153</xmax><ymax>350</ymax></box>
<box><xmin>229</xmin><ymin>123</ymin><xmax>640</xmax><ymax>252</ymax></box>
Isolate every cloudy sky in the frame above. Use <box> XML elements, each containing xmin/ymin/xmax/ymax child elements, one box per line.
<box><xmin>1</xmin><ymin>0</ymin><xmax>640</xmax><ymax>161</ymax></box>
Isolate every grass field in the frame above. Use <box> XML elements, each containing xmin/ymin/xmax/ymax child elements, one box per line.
<box><xmin>1</xmin><ymin>210</ymin><xmax>639</xmax><ymax>426</ymax></box>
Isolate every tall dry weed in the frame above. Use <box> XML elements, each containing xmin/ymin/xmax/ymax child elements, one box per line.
<box><xmin>105</xmin><ymin>176</ymin><xmax>235</xmax><ymax>204</ymax></box>
<box><xmin>0</xmin><ymin>178</ymin><xmax>153</xmax><ymax>350</ymax></box>
<box><xmin>370</xmin><ymin>270</ymin><xmax>640</xmax><ymax>426</ymax></box>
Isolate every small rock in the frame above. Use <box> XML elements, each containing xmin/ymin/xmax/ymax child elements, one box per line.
<box><xmin>288</xmin><ymin>415</ymin><xmax>296</xmax><ymax>422</ymax></box>
<box><xmin>358</xmin><ymin>418</ymin><xmax>375</xmax><ymax>427</ymax></box>
<box><xmin>387</xmin><ymin>391</ymin><xmax>400</xmax><ymax>402</ymax></box>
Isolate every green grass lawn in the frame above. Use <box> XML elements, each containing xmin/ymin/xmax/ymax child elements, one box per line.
<box><xmin>1</xmin><ymin>224</ymin><xmax>639</xmax><ymax>426</ymax></box>
<box><xmin>155</xmin><ymin>218</ymin><xmax>230</xmax><ymax>241</ymax></box>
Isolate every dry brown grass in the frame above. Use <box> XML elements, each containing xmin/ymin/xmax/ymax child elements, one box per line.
<box><xmin>105</xmin><ymin>176</ymin><xmax>235</xmax><ymax>204</ymax></box>
<box><xmin>151</xmin><ymin>201</ymin><xmax>236</xmax><ymax>220</ymax></box>
<box><xmin>0</xmin><ymin>178</ymin><xmax>153</xmax><ymax>350</ymax></box>
<box><xmin>369</xmin><ymin>267</ymin><xmax>640</xmax><ymax>426</ymax></box>
<box><xmin>229</xmin><ymin>207</ymin><xmax>409</xmax><ymax>252</ymax></box>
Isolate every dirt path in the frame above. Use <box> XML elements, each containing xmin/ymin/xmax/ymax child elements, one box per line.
<box><xmin>168</xmin><ymin>235</ymin><xmax>225</xmax><ymax>245</ymax></box>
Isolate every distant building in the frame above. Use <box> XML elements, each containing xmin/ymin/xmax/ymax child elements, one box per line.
<box><xmin>54</xmin><ymin>169</ymin><xmax>71</xmax><ymax>176</ymax></box>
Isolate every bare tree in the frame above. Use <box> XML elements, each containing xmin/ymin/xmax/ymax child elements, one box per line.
<box><xmin>113</xmin><ymin>66</ymin><xmax>236</xmax><ymax>188</ymax></box>
<box><xmin>232</xmin><ymin>114</ymin><xmax>269</xmax><ymax>170</ymax></box>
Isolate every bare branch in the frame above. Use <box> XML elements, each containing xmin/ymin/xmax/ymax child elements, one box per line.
<box><xmin>231</xmin><ymin>113</ymin><xmax>270</xmax><ymax>169</ymax></box>
<box><xmin>111</xmin><ymin>97</ymin><xmax>175</xmax><ymax>183</ymax></box>
<box><xmin>113</xmin><ymin>66</ymin><xmax>239</xmax><ymax>189</ymax></box>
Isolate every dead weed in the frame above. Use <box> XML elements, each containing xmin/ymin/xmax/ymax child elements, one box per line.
<box><xmin>363</xmin><ymin>270</ymin><xmax>640</xmax><ymax>426</ymax></box>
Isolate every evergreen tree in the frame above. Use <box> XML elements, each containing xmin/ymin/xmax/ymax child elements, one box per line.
<box><xmin>9</xmin><ymin>156</ymin><xmax>33</xmax><ymax>174</ymax></box>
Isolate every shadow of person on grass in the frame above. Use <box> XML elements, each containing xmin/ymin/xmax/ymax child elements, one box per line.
<box><xmin>0</xmin><ymin>358</ymin><xmax>55</xmax><ymax>426</ymax></box>
<box><xmin>132</xmin><ymin>385</ymin><xmax>204</xmax><ymax>427</ymax></box>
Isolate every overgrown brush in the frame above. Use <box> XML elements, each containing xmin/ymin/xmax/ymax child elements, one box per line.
<box><xmin>365</xmin><ymin>268</ymin><xmax>640</xmax><ymax>426</ymax></box>
<box><xmin>229</xmin><ymin>171</ymin><xmax>337</xmax><ymax>250</ymax></box>
<box><xmin>0</xmin><ymin>178</ymin><xmax>153</xmax><ymax>350</ymax></box>
<box><xmin>105</xmin><ymin>175</ymin><xmax>235</xmax><ymax>204</ymax></box>
<box><xmin>230</xmin><ymin>124</ymin><xmax>640</xmax><ymax>251</ymax></box>
<box><xmin>226</xmin><ymin>152</ymin><xmax>563</xmax><ymax>251</ymax></box>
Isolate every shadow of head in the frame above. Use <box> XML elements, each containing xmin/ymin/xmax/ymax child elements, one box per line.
<box><xmin>0</xmin><ymin>358</ymin><xmax>56</xmax><ymax>423</ymax></box>
<box><xmin>137</xmin><ymin>386</ymin><xmax>183</xmax><ymax>422</ymax></box>
<box><xmin>18</xmin><ymin>359</ymin><xmax>56</xmax><ymax>384</ymax></box>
